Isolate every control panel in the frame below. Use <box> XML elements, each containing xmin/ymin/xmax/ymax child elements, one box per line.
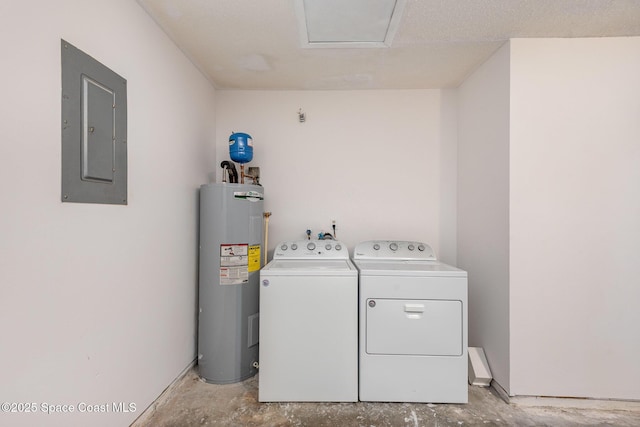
<box><xmin>353</xmin><ymin>240</ymin><xmax>436</xmax><ymax>261</ymax></box>
<box><xmin>272</xmin><ymin>240</ymin><xmax>348</xmax><ymax>260</ymax></box>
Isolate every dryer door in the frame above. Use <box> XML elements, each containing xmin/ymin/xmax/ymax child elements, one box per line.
<box><xmin>366</xmin><ymin>298</ymin><xmax>462</xmax><ymax>356</ymax></box>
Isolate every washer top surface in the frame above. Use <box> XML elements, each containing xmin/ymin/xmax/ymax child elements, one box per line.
<box><xmin>262</xmin><ymin>259</ymin><xmax>357</xmax><ymax>276</ymax></box>
<box><xmin>263</xmin><ymin>240</ymin><xmax>356</xmax><ymax>276</ymax></box>
<box><xmin>272</xmin><ymin>240</ymin><xmax>349</xmax><ymax>260</ymax></box>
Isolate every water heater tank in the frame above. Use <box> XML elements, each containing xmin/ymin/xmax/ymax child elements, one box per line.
<box><xmin>229</xmin><ymin>132</ymin><xmax>253</xmax><ymax>164</ymax></box>
<box><xmin>198</xmin><ymin>182</ymin><xmax>264</xmax><ymax>383</ymax></box>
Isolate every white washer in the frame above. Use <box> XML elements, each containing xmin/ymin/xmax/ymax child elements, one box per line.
<box><xmin>259</xmin><ymin>240</ymin><xmax>358</xmax><ymax>402</ymax></box>
<box><xmin>354</xmin><ymin>240</ymin><xmax>468</xmax><ymax>403</ymax></box>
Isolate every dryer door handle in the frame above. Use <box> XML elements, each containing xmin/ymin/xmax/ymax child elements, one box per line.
<box><xmin>404</xmin><ymin>304</ymin><xmax>425</xmax><ymax>313</ymax></box>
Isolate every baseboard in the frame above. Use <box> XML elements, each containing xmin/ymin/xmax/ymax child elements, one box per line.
<box><xmin>130</xmin><ymin>359</ymin><xmax>197</xmax><ymax>426</ymax></box>
<box><xmin>509</xmin><ymin>395</ymin><xmax>640</xmax><ymax>411</ymax></box>
<box><xmin>490</xmin><ymin>379</ymin><xmax>510</xmax><ymax>403</ymax></box>
<box><xmin>491</xmin><ymin>380</ymin><xmax>640</xmax><ymax>412</ymax></box>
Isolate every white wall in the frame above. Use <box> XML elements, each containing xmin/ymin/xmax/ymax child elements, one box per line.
<box><xmin>214</xmin><ymin>90</ymin><xmax>458</xmax><ymax>263</ymax></box>
<box><xmin>459</xmin><ymin>37</ymin><xmax>640</xmax><ymax>400</ymax></box>
<box><xmin>509</xmin><ymin>37</ymin><xmax>640</xmax><ymax>399</ymax></box>
<box><xmin>0</xmin><ymin>2</ymin><xmax>216</xmax><ymax>426</ymax></box>
<box><xmin>457</xmin><ymin>43</ymin><xmax>512</xmax><ymax>393</ymax></box>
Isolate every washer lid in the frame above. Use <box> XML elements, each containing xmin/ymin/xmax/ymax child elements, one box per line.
<box><xmin>354</xmin><ymin>260</ymin><xmax>467</xmax><ymax>277</ymax></box>
<box><xmin>261</xmin><ymin>259</ymin><xmax>357</xmax><ymax>276</ymax></box>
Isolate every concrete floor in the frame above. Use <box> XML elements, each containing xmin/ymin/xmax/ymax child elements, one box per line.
<box><xmin>134</xmin><ymin>368</ymin><xmax>640</xmax><ymax>427</ymax></box>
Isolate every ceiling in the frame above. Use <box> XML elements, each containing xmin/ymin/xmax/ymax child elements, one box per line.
<box><xmin>137</xmin><ymin>0</ymin><xmax>640</xmax><ymax>90</ymax></box>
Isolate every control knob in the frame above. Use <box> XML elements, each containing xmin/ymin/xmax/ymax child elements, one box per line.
<box><xmin>389</xmin><ymin>242</ymin><xmax>398</xmax><ymax>251</ymax></box>
<box><xmin>325</xmin><ymin>244</ymin><xmax>332</xmax><ymax>250</ymax></box>
<box><xmin>280</xmin><ymin>244</ymin><xmax>288</xmax><ymax>251</ymax></box>
<box><xmin>307</xmin><ymin>242</ymin><xmax>316</xmax><ymax>251</ymax></box>
<box><xmin>291</xmin><ymin>243</ymin><xmax>298</xmax><ymax>250</ymax></box>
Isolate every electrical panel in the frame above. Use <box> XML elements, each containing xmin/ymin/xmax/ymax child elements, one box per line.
<box><xmin>61</xmin><ymin>40</ymin><xmax>127</xmax><ymax>205</ymax></box>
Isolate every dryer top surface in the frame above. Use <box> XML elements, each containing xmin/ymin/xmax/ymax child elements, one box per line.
<box><xmin>354</xmin><ymin>259</ymin><xmax>466</xmax><ymax>277</ymax></box>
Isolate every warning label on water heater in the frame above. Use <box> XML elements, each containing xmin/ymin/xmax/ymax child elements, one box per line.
<box><xmin>248</xmin><ymin>245</ymin><xmax>261</xmax><ymax>272</ymax></box>
<box><xmin>219</xmin><ymin>244</ymin><xmax>249</xmax><ymax>285</ymax></box>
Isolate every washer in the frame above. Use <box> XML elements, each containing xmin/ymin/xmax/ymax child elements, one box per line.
<box><xmin>354</xmin><ymin>240</ymin><xmax>468</xmax><ymax>403</ymax></box>
<box><xmin>259</xmin><ymin>240</ymin><xmax>358</xmax><ymax>402</ymax></box>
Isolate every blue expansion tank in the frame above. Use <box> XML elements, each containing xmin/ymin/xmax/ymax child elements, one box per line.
<box><xmin>229</xmin><ymin>132</ymin><xmax>253</xmax><ymax>164</ymax></box>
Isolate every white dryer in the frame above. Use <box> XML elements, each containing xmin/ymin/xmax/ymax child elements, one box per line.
<box><xmin>353</xmin><ymin>240</ymin><xmax>468</xmax><ymax>403</ymax></box>
<box><xmin>259</xmin><ymin>240</ymin><xmax>358</xmax><ymax>402</ymax></box>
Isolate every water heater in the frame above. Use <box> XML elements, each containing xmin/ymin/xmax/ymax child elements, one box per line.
<box><xmin>198</xmin><ymin>182</ymin><xmax>264</xmax><ymax>383</ymax></box>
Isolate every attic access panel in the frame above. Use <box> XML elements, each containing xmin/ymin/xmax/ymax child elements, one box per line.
<box><xmin>61</xmin><ymin>40</ymin><xmax>127</xmax><ymax>205</ymax></box>
<box><xmin>296</xmin><ymin>0</ymin><xmax>406</xmax><ymax>48</ymax></box>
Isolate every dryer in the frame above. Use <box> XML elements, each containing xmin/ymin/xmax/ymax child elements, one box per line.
<box><xmin>353</xmin><ymin>240</ymin><xmax>468</xmax><ymax>403</ymax></box>
<box><xmin>259</xmin><ymin>240</ymin><xmax>358</xmax><ymax>402</ymax></box>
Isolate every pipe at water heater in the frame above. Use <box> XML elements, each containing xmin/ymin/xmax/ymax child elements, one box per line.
<box><xmin>263</xmin><ymin>212</ymin><xmax>272</xmax><ymax>265</ymax></box>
